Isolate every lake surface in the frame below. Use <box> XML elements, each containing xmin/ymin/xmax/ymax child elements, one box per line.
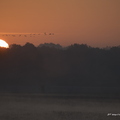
<box><xmin>0</xmin><ymin>93</ymin><xmax>120</xmax><ymax>120</ymax></box>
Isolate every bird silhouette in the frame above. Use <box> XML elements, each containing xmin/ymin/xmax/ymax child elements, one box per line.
<box><xmin>44</xmin><ymin>32</ymin><xmax>47</xmax><ymax>35</ymax></box>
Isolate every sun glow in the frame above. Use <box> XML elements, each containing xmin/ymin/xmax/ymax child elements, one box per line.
<box><xmin>0</xmin><ymin>39</ymin><xmax>9</xmax><ymax>48</ymax></box>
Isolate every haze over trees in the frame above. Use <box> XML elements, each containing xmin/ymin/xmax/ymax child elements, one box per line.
<box><xmin>0</xmin><ymin>42</ymin><xmax>120</xmax><ymax>95</ymax></box>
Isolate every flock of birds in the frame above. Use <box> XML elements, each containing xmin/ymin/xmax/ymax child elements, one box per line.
<box><xmin>0</xmin><ymin>32</ymin><xmax>54</xmax><ymax>37</ymax></box>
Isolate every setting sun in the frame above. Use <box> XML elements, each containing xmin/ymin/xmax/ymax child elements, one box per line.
<box><xmin>0</xmin><ymin>39</ymin><xmax>9</xmax><ymax>48</ymax></box>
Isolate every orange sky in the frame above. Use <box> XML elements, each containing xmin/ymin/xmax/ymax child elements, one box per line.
<box><xmin>0</xmin><ymin>0</ymin><xmax>120</xmax><ymax>47</ymax></box>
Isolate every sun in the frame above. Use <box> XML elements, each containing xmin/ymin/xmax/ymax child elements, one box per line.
<box><xmin>0</xmin><ymin>39</ymin><xmax>9</xmax><ymax>48</ymax></box>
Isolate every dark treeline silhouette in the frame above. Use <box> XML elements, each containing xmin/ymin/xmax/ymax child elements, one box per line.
<box><xmin>0</xmin><ymin>42</ymin><xmax>120</xmax><ymax>95</ymax></box>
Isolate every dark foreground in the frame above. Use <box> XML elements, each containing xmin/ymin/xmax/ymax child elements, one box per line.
<box><xmin>0</xmin><ymin>93</ymin><xmax>120</xmax><ymax>120</ymax></box>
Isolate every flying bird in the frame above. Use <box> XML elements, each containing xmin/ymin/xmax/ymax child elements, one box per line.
<box><xmin>44</xmin><ymin>32</ymin><xmax>47</xmax><ymax>35</ymax></box>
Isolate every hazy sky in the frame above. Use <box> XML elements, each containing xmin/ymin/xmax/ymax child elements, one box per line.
<box><xmin>0</xmin><ymin>0</ymin><xmax>120</xmax><ymax>47</ymax></box>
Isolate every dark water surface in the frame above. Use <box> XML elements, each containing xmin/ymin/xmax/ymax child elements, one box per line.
<box><xmin>0</xmin><ymin>93</ymin><xmax>120</xmax><ymax>120</ymax></box>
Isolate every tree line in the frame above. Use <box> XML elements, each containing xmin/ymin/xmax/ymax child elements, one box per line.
<box><xmin>0</xmin><ymin>43</ymin><xmax>120</xmax><ymax>94</ymax></box>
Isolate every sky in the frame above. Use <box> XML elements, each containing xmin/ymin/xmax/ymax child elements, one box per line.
<box><xmin>0</xmin><ymin>0</ymin><xmax>120</xmax><ymax>47</ymax></box>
